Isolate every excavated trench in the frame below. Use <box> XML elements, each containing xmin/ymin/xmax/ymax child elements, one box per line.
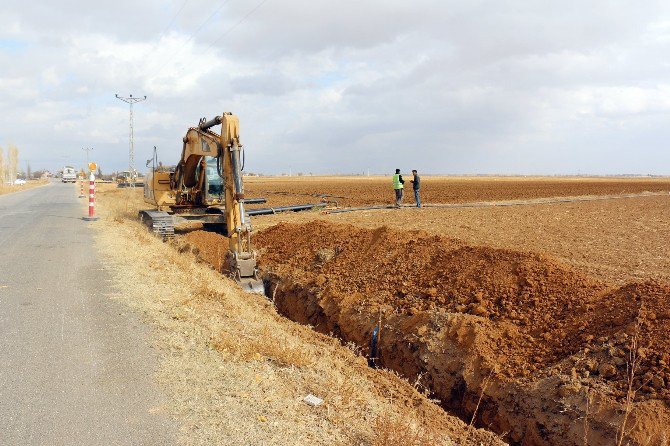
<box><xmin>180</xmin><ymin>222</ymin><xmax>670</xmax><ymax>446</ymax></box>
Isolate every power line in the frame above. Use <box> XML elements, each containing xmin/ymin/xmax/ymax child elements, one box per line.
<box><xmin>158</xmin><ymin>0</ymin><xmax>271</xmax><ymax>77</ymax></box>
<box><xmin>82</xmin><ymin>147</ymin><xmax>93</xmax><ymax>165</ymax></box>
<box><xmin>203</xmin><ymin>0</ymin><xmax>270</xmax><ymax>54</ymax></box>
<box><xmin>141</xmin><ymin>0</ymin><xmax>191</xmax><ymax>62</ymax></box>
<box><xmin>150</xmin><ymin>0</ymin><xmax>235</xmax><ymax>76</ymax></box>
<box><xmin>156</xmin><ymin>0</ymin><xmax>190</xmax><ymax>38</ymax></box>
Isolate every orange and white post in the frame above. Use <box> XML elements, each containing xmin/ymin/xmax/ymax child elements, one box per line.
<box><xmin>79</xmin><ymin>178</ymin><xmax>85</xmax><ymax>198</ymax></box>
<box><xmin>84</xmin><ymin>163</ymin><xmax>99</xmax><ymax>221</ymax></box>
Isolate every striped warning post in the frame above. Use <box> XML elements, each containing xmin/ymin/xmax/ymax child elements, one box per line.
<box><xmin>83</xmin><ymin>172</ymin><xmax>99</xmax><ymax>221</ymax></box>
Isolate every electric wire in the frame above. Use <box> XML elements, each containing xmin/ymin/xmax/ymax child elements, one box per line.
<box><xmin>203</xmin><ymin>0</ymin><xmax>270</xmax><ymax>54</ymax></box>
<box><xmin>154</xmin><ymin>0</ymin><xmax>271</xmax><ymax>78</ymax></box>
<box><xmin>156</xmin><ymin>0</ymin><xmax>190</xmax><ymax>39</ymax></box>
<box><xmin>139</xmin><ymin>0</ymin><xmax>191</xmax><ymax>69</ymax></box>
<box><xmin>150</xmin><ymin>0</ymin><xmax>235</xmax><ymax>77</ymax></box>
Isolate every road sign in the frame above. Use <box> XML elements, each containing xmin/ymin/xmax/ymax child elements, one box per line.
<box><xmin>88</xmin><ymin>162</ymin><xmax>97</xmax><ymax>172</ymax></box>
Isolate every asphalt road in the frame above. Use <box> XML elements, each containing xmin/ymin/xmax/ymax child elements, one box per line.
<box><xmin>0</xmin><ymin>182</ymin><xmax>177</xmax><ymax>445</ymax></box>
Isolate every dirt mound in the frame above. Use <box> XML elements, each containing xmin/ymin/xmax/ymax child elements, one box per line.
<box><xmin>182</xmin><ymin>230</ymin><xmax>229</xmax><ymax>271</ymax></box>
<box><xmin>255</xmin><ymin>222</ymin><xmax>669</xmax><ymax>386</ymax></box>
<box><xmin>181</xmin><ymin>222</ymin><xmax>670</xmax><ymax>444</ymax></box>
<box><xmin>569</xmin><ymin>282</ymin><xmax>670</xmax><ymax>394</ymax></box>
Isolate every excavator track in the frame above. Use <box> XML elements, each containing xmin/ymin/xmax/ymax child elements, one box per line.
<box><xmin>139</xmin><ymin>210</ymin><xmax>175</xmax><ymax>240</ymax></box>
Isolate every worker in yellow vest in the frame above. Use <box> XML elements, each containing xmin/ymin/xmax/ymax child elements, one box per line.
<box><xmin>392</xmin><ymin>168</ymin><xmax>405</xmax><ymax>207</ymax></box>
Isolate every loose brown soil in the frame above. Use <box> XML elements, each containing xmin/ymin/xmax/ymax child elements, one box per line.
<box><xmin>245</xmin><ymin>176</ymin><xmax>670</xmax><ymax>208</ymax></box>
<box><xmin>100</xmin><ymin>178</ymin><xmax>670</xmax><ymax>444</ymax></box>
<box><xmin>96</xmin><ymin>186</ymin><xmax>504</xmax><ymax>445</ymax></box>
<box><xmin>182</xmin><ymin>222</ymin><xmax>670</xmax><ymax>446</ymax></box>
<box><xmin>251</xmin><ymin>194</ymin><xmax>670</xmax><ymax>286</ymax></box>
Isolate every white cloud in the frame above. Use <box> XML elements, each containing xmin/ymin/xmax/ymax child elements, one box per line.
<box><xmin>569</xmin><ymin>85</ymin><xmax>670</xmax><ymax>116</ymax></box>
<box><xmin>1</xmin><ymin>0</ymin><xmax>670</xmax><ymax>174</ymax></box>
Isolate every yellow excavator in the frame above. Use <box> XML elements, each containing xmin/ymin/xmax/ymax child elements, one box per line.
<box><xmin>140</xmin><ymin>112</ymin><xmax>264</xmax><ymax>294</ymax></box>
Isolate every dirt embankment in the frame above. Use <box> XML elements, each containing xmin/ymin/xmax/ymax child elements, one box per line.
<box><xmin>183</xmin><ymin>223</ymin><xmax>670</xmax><ymax>445</ymax></box>
<box><xmin>99</xmin><ymin>185</ymin><xmax>510</xmax><ymax>445</ymax></box>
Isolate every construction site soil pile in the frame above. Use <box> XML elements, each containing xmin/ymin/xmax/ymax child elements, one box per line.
<box><xmin>253</xmin><ymin>222</ymin><xmax>670</xmax><ymax>388</ymax></box>
<box><xmin>182</xmin><ymin>223</ymin><xmax>670</xmax><ymax>445</ymax></box>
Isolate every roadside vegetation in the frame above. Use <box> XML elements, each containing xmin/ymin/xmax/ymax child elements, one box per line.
<box><xmin>0</xmin><ymin>144</ymin><xmax>50</xmax><ymax>195</ymax></box>
<box><xmin>92</xmin><ymin>176</ymin><xmax>670</xmax><ymax>445</ymax></box>
<box><xmin>0</xmin><ymin>179</ymin><xmax>50</xmax><ymax>196</ymax></box>
<box><xmin>93</xmin><ymin>184</ymin><xmax>503</xmax><ymax>446</ymax></box>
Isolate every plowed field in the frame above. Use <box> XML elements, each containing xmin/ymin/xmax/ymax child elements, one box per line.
<box><xmin>145</xmin><ymin>176</ymin><xmax>670</xmax><ymax>445</ymax></box>
<box><xmin>249</xmin><ymin>194</ymin><xmax>670</xmax><ymax>286</ymax></box>
<box><xmin>245</xmin><ymin>176</ymin><xmax>670</xmax><ymax>208</ymax></box>
<box><xmin>181</xmin><ymin>222</ymin><xmax>670</xmax><ymax>446</ymax></box>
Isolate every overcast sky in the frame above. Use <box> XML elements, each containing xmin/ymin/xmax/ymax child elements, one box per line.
<box><xmin>1</xmin><ymin>0</ymin><xmax>670</xmax><ymax>175</ymax></box>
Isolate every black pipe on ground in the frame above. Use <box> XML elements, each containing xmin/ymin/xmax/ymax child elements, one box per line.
<box><xmin>242</xmin><ymin>197</ymin><xmax>267</xmax><ymax>204</ymax></box>
<box><xmin>260</xmin><ymin>191</ymin><xmax>348</xmax><ymax>199</ymax></box>
<box><xmin>325</xmin><ymin>192</ymin><xmax>669</xmax><ymax>214</ymax></box>
<box><xmin>247</xmin><ymin>203</ymin><xmax>326</xmax><ymax>216</ymax></box>
<box><xmin>326</xmin><ymin>205</ymin><xmax>397</xmax><ymax>214</ymax></box>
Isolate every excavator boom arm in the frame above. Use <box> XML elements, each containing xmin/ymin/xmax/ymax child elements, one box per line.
<box><xmin>218</xmin><ymin>113</ymin><xmax>262</xmax><ymax>291</ymax></box>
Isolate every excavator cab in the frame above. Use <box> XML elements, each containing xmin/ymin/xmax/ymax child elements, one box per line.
<box><xmin>184</xmin><ymin>155</ymin><xmax>224</xmax><ymax>203</ymax></box>
<box><xmin>203</xmin><ymin>156</ymin><xmax>224</xmax><ymax>199</ymax></box>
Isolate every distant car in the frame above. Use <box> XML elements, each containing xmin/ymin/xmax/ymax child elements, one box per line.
<box><xmin>14</xmin><ymin>179</ymin><xmax>26</xmax><ymax>185</ymax></box>
<box><xmin>62</xmin><ymin>166</ymin><xmax>77</xmax><ymax>183</ymax></box>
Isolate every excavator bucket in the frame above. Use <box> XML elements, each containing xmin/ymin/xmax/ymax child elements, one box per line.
<box><xmin>239</xmin><ymin>278</ymin><xmax>265</xmax><ymax>295</ymax></box>
<box><xmin>227</xmin><ymin>252</ymin><xmax>264</xmax><ymax>295</ymax></box>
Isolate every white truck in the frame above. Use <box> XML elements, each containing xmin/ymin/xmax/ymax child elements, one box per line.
<box><xmin>62</xmin><ymin>166</ymin><xmax>77</xmax><ymax>183</ymax></box>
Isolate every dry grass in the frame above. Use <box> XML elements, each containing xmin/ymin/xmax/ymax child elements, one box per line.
<box><xmin>92</xmin><ymin>186</ymin><xmax>502</xmax><ymax>446</ymax></box>
<box><xmin>371</xmin><ymin>414</ymin><xmax>436</xmax><ymax>446</ymax></box>
<box><xmin>460</xmin><ymin>373</ymin><xmax>492</xmax><ymax>446</ymax></box>
<box><xmin>96</xmin><ymin>184</ymin><xmax>144</xmax><ymax>221</ymax></box>
<box><xmin>212</xmin><ymin>326</ymin><xmax>315</xmax><ymax>368</ymax></box>
<box><xmin>0</xmin><ymin>179</ymin><xmax>49</xmax><ymax>196</ymax></box>
<box><xmin>616</xmin><ymin>319</ymin><xmax>642</xmax><ymax>446</ymax></box>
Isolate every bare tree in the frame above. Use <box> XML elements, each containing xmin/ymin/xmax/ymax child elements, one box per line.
<box><xmin>0</xmin><ymin>146</ymin><xmax>5</xmax><ymax>184</ymax></box>
<box><xmin>8</xmin><ymin>144</ymin><xmax>19</xmax><ymax>184</ymax></box>
<box><xmin>26</xmin><ymin>162</ymin><xmax>32</xmax><ymax>180</ymax></box>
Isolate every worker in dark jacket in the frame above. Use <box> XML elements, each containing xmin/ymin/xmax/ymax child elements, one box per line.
<box><xmin>392</xmin><ymin>168</ymin><xmax>404</xmax><ymax>207</ymax></box>
<box><xmin>410</xmin><ymin>169</ymin><xmax>421</xmax><ymax>208</ymax></box>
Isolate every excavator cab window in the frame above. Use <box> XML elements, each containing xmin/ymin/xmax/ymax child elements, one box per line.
<box><xmin>204</xmin><ymin>156</ymin><xmax>223</xmax><ymax>198</ymax></box>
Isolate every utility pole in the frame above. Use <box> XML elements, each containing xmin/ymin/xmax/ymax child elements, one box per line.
<box><xmin>82</xmin><ymin>147</ymin><xmax>93</xmax><ymax>165</ymax></box>
<box><xmin>115</xmin><ymin>94</ymin><xmax>147</xmax><ymax>185</ymax></box>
